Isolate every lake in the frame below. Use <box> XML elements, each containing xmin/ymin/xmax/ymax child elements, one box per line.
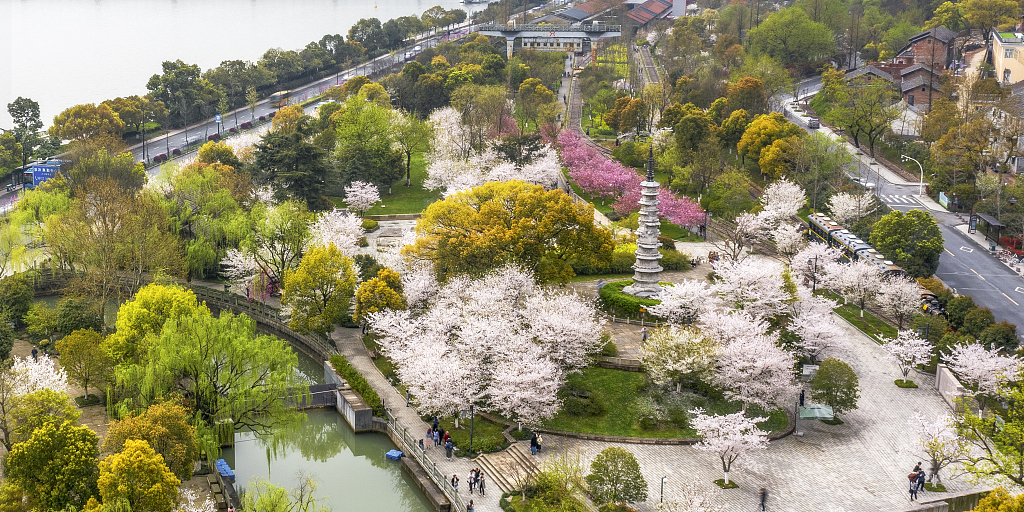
<box><xmin>2</xmin><ymin>0</ymin><xmax>490</xmax><ymax>127</ymax></box>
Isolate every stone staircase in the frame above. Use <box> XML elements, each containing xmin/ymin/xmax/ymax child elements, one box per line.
<box><xmin>475</xmin><ymin>442</ymin><xmax>540</xmax><ymax>494</ymax></box>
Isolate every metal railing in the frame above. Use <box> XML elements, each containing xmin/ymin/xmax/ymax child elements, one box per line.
<box><xmin>385</xmin><ymin>411</ymin><xmax>469</xmax><ymax>512</ymax></box>
<box><xmin>478</xmin><ymin>23</ymin><xmax>621</xmax><ymax>32</ymax></box>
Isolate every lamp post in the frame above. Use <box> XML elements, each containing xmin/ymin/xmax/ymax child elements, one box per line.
<box><xmin>469</xmin><ymin>404</ymin><xmax>475</xmax><ymax>456</ymax></box>
<box><xmin>901</xmin><ymin>154</ymin><xmax>925</xmax><ymax>197</ymax></box>
<box><xmin>702</xmin><ymin>209</ymin><xmax>710</xmax><ymax>240</ymax></box>
<box><xmin>661</xmin><ymin>476</ymin><xmax>667</xmax><ymax>503</ymax></box>
<box><xmin>808</xmin><ymin>256</ymin><xmax>818</xmax><ymax>293</ymax></box>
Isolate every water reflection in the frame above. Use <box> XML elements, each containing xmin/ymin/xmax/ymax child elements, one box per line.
<box><xmin>223</xmin><ymin>409</ymin><xmax>434</xmax><ymax>512</ymax></box>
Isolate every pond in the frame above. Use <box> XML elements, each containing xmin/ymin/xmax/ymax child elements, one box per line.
<box><xmin>221</xmin><ymin>409</ymin><xmax>435</xmax><ymax>512</ymax></box>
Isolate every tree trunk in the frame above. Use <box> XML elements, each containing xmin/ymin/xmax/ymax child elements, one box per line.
<box><xmin>723</xmin><ymin>470</ymin><xmax>730</xmax><ymax>484</ymax></box>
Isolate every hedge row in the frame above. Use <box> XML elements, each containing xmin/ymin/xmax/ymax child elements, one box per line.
<box><xmin>329</xmin><ymin>354</ymin><xmax>386</xmax><ymax>417</ymax></box>
<box><xmin>598</xmin><ymin>280</ymin><xmax>664</xmax><ymax>319</ymax></box>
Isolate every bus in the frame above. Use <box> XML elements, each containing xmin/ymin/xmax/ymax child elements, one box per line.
<box><xmin>23</xmin><ymin>160</ymin><xmax>70</xmax><ymax>190</ymax></box>
<box><xmin>269</xmin><ymin>90</ymin><xmax>291</xmax><ymax>108</ymax></box>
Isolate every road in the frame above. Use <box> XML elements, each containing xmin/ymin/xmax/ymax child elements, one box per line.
<box><xmin>126</xmin><ymin>25</ymin><xmax>476</xmax><ymax>165</ymax></box>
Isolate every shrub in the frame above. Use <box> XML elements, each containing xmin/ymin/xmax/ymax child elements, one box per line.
<box><xmin>171</xmin><ymin>148</ymin><xmax>181</xmax><ymax>156</ymax></box>
<box><xmin>599</xmin><ymin>505</ymin><xmax>638</xmax><ymax>512</ymax></box>
<box><xmin>207</xmin><ymin>134</ymin><xmax>220</xmax><ymax>141</ymax></box>
<box><xmin>609</xmin><ymin>251</ymin><xmax>635</xmax><ymax>274</ymax></box>
<box><xmin>599</xmin><ymin>334</ymin><xmax>618</xmax><ymax>357</ymax></box>
<box><xmin>358</xmin><ymin>236</ymin><xmax>369</xmax><ymax>247</ymax></box>
<box><xmin>560</xmin><ymin>376</ymin><xmax>607</xmax><ymax>417</ymax></box>
<box><xmin>659</xmin><ymin>248</ymin><xmax>689</xmax><ymax>271</ymax></box>
<box><xmin>980</xmin><ymin>321</ymin><xmax>1018</xmax><ymax>351</ymax></box>
<box><xmin>329</xmin><ymin>355</ymin><xmax>385</xmax><ymax>417</ymax></box>
<box><xmin>598</xmin><ymin>280</ymin><xmax>662</xmax><ymax>318</ymax></box>
<box><xmin>259</xmin><ymin>115</ymin><xmax>266</xmax><ymax>121</ymax></box>
<box><xmin>228</xmin><ymin>128</ymin><xmax>237</xmax><ymax>133</ymax></box>
<box><xmin>946</xmin><ymin>295</ymin><xmax>977</xmax><ymax>330</ymax></box>
<box><xmin>361</xmin><ymin>219</ymin><xmax>379</xmax><ymax>232</ymax></box>
<box><xmin>963</xmin><ymin>307</ymin><xmax>995</xmax><ymax>337</ymax></box>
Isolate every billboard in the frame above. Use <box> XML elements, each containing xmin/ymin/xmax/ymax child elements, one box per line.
<box><xmin>30</xmin><ymin>164</ymin><xmax>60</xmax><ymax>188</ymax></box>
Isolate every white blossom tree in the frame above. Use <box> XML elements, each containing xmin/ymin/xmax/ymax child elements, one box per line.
<box><xmin>789</xmin><ymin>289</ymin><xmax>842</xmax><ymax>363</ymax></box>
<box><xmin>827</xmin><ymin>191</ymin><xmax>875</xmax><ymax>226</ymax></box>
<box><xmin>221</xmin><ymin>248</ymin><xmax>258</xmax><ymax>295</ymax></box>
<box><xmin>12</xmin><ymin>355</ymin><xmax>69</xmax><ymax>396</ymax></box>
<box><xmin>400</xmin><ymin>266</ymin><xmax>439</xmax><ymax>311</ymax></box>
<box><xmin>875</xmin><ymin>275</ymin><xmax>923</xmax><ymax>329</ymax></box>
<box><xmin>712</xmin><ymin>258</ymin><xmax>794</xmax><ymax>322</ymax></box>
<box><xmin>772</xmin><ymin>223</ymin><xmax>806</xmax><ymax>261</ymax></box>
<box><xmin>946</xmin><ymin>343</ymin><xmax>1019</xmax><ymax>411</ymax></box>
<box><xmin>368</xmin><ymin>265</ymin><xmax>604</xmax><ymax>426</ymax></box>
<box><xmin>906</xmin><ymin>413</ymin><xmax>970</xmax><ymax>484</ymax></box>
<box><xmin>791</xmin><ymin>243</ymin><xmax>842</xmax><ymax>289</ymax></box>
<box><xmin>309</xmin><ymin>209</ymin><xmax>364</xmax><ymax>257</ymax></box>
<box><xmin>883</xmin><ymin>330</ymin><xmax>932</xmax><ymax>383</ymax></box>
<box><xmin>714</xmin><ymin>213</ymin><xmax>767</xmax><ymax>261</ymax></box>
<box><xmin>640</xmin><ymin>326</ymin><xmax>720</xmax><ymax>392</ymax></box>
<box><xmin>757</xmin><ymin>178</ymin><xmax>806</xmax><ymax>228</ymax></box>
<box><xmin>655</xmin><ymin>482</ymin><xmax>725</xmax><ymax>512</ymax></box>
<box><xmin>698</xmin><ymin>310</ymin><xmax>770</xmax><ymax>347</ymax></box>
<box><xmin>714</xmin><ymin>331</ymin><xmax>798</xmax><ymax>412</ymax></box>
<box><xmin>648</xmin><ymin>280</ymin><xmax>720</xmax><ymax>325</ymax></box>
<box><xmin>343</xmin><ymin>181</ymin><xmax>381</xmax><ymax>217</ymax></box>
<box><xmin>827</xmin><ymin>259</ymin><xmax>882</xmax><ymax>316</ymax></box>
<box><xmin>690</xmin><ymin>409</ymin><xmax>769</xmax><ymax>484</ymax></box>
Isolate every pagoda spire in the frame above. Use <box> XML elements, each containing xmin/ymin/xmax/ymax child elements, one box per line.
<box><xmin>622</xmin><ymin>146</ymin><xmax>663</xmax><ymax>298</ymax></box>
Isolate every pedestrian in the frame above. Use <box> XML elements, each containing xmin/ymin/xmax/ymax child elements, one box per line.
<box><xmin>917</xmin><ymin>470</ymin><xmax>926</xmax><ymax>491</ymax></box>
<box><xmin>443</xmin><ymin>430</ymin><xmax>450</xmax><ymax>444</ymax></box>
<box><xmin>913</xmin><ymin>462</ymin><xmax>922</xmax><ymax>474</ymax></box>
<box><xmin>759</xmin><ymin>488</ymin><xmax>767</xmax><ymax>511</ymax></box>
<box><xmin>641</xmin><ymin>327</ymin><xmax>648</xmax><ymax>342</ymax></box>
<box><xmin>426</xmin><ymin>426</ymin><xmax>432</xmax><ymax>444</ymax></box>
<box><xmin>418</xmin><ymin>438</ymin><xmax>424</xmax><ymax>450</ymax></box>
<box><xmin>31</xmin><ymin>347</ymin><xmax>37</xmax><ymax>362</ymax></box>
<box><xmin>433</xmin><ymin>430</ymin><xmax>440</xmax><ymax>447</ymax></box>
<box><xmin>478</xmin><ymin>471</ymin><xmax>486</xmax><ymax>496</ymax></box>
<box><xmin>799</xmin><ymin>389</ymin><xmax>805</xmax><ymax>407</ymax></box>
<box><xmin>451</xmin><ymin>474</ymin><xmax>459</xmax><ymax>492</ymax></box>
<box><xmin>468</xmin><ymin>499</ymin><xmax>474</xmax><ymax>512</ymax></box>
<box><xmin>530</xmin><ymin>433</ymin><xmax>539</xmax><ymax>455</ymax></box>
<box><xmin>433</xmin><ymin>416</ymin><xmax>439</xmax><ymax>431</ymax></box>
<box><xmin>909</xmin><ymin>480</ymin><xmax>918</xmax><ymax>501</ymax></box>
<box><xmin>445</xmin><ymin>439</ymin><xmax>454</xmax><ymax>461</ymax></box>
<box><xmin>468</xmin><ymin>470</ymin><xmax>476</xmax><ymax>493</ymax></box>
<box><xmin>536</xmin><ymin>434</ymin><xmax>542</xmax><ymax>452</ymax></box>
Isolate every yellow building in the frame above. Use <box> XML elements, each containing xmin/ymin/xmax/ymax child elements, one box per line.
<box><xmin>992</xmin><ymin>30</ymin><xmax>1024</xmax><ymax>84</ymax></box>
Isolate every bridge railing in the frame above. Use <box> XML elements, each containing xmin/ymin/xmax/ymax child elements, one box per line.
<box><xmin>477</xmin><ymin>23</ymin><xmax>621</xmax><ymax>32</ymax></box>
<box><xmin>385</xmin><ymin>410</ymin><xmax>468</xmax><ymax>512</ymax></box>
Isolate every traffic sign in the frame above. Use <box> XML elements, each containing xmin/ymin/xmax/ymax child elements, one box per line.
<box><xmin>215</xmin><ymin>114</ymin><xmax>222</xmax><ymax>123</ymax></box>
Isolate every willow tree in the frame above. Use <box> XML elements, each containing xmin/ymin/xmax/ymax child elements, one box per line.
<box><xmin>136</xmin><ymin>312</ymin><xmax>305</xmax><ymax>448</ymax></box>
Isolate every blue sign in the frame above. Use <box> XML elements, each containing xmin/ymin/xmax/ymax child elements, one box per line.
<box><xmin>30</xmin><ymin>164</ymin><xmax>59</xmax><ymax>187</ymax></box>
<box><xmin>215</xmin><ymin>114</ymin><xmax>222</xmax><ymax>123</ymax></box>
<box><xmin>938</xmin><ymin>191</ymin><xmax>949</xmax><ymax>208</ymax></box>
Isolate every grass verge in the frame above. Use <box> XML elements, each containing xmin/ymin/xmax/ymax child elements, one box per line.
<box><xmin>332</xmin><ymin>152</ymin><xmax>439</xmax><ymax>215</ymax></box>
<box><xmin>895</xmin><ymin>379</ymin><xmax>919</xmax><ymax>388</ymax></box>
<box><xmin>924</xmin><ymin>483</ymin><xmax>947</xmax><ymax>492</ymax></box>
<box><xmin>431</xmin><ymin>414</ymin><xmax>510</xmax><ymax>455</ymax></box>
<box><xmin>714</xmin><ymin>479</ymin><xmax>739</xmax><ymax>489</ymax></box>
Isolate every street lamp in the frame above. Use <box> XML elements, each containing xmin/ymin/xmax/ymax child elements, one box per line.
<box><xmin>808</xmin><ymin>256</ymin><xmax>818</xmax><ymax>293</ymax></box>
<box><xmin>702</xmin><ymin>209</ymin><xmax>710</xmax><ymax>240</ymax></box>
<box><xmin>661</xmin><ymin>476</ymin><xmax>667</xmax><ymax>503</ymax></box>
<box><xmin>901</xmin><ymin>154</ymin><xmax>925</xmax><ymax>197</ymax></box>
<box><xmin>469</xmin><ymin>404</ymin><xmax>475</xmax><ymax>456</ymax></box>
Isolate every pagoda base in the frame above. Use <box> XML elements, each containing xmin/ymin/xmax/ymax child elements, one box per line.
<box><xmin>623</xmin><ymin>281</ymin><xmax>662</xmax><ymax>298</ymax></box>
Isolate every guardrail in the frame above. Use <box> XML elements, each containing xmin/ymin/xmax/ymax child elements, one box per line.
<box><xmin>385</xmin><ymin>411</ymin><xmax>469</xmax><ymax>512</ymax></box>
<box><xmin>478</xmin><ymin>23</ymin><xmax>621</xmax><ymax>32</ymax></box>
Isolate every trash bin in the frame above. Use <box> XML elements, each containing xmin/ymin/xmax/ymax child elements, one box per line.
<box><xmin>990</xmin><ymin>243</ymin><xmax>997</xmax><ymax>251</ymax></box>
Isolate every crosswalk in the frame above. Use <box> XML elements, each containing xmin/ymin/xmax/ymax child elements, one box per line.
<box><xmin>878</xmin><ymin>194</ymin><xmax>921</xmax><ymax>207</ymax></box>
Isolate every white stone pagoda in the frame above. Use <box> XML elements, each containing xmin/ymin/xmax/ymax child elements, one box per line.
<box><xmin>622</xmin><ymin>147</ymin><xmax>663</xmax><ymax>298</ymax></box>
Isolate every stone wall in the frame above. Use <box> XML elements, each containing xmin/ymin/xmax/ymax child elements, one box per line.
<box><xmin>935</xmin><ymin>364</ymin><xmax>967</xmax><ymax>411</ymax></box>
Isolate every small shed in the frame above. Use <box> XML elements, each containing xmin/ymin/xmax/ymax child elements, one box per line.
<box><xmin>974</xmin><ymin>212</ymin><xmax>1005</xmax><ymax>244</ymax></box>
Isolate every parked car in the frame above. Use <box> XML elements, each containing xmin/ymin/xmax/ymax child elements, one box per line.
<box><xmin>808</xmin><ymin>117</ymin><xmax>820</xmax><ymax>129</ymax></box>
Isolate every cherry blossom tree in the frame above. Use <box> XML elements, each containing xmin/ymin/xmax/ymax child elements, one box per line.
<box><xmin>791</xmin><ymin>243</ymin><xmax>842</xmax><ymax>289</ymax></box>
<box><xmin>712</xmin><ymin>258</ymin><xmax>794</xmax><ymax>322</ymax></box>
<box><xmin>714</xmin><ymin>331</ymin><xmax>798</xmax><ymax>412</ymax></box>
<box><xmin>343</xmin><ymin>181</ymin><xmax>381</xmax><ymax>217</ymax></box>
<box><xmin>875</xmin><ymin>275</ymin><xmax>923</xmax><ymax>329</ymax></box>
<box><xmin>946</xmin><ymin>343</ymin><xmax>1019</xmax><ymax>411</ymax></box>
<box><xmin>827</xmin><ymin>191</ymin><xmax>875</xmax><ymax>226</ymax></box>
<box><xmin>757</xmin><ymin>178</ymin><xmax>805</xmax><ymax>228</ymax></box>
<box><xmin>789</xmin><ymin>289</ymin><xmax>842</xmax><ymax>363</ymax></box>
<box><xmin>368</xmin><ymin>265</ymin><xmax>604</xmax><ymax>426</ymax></box>
<box><xmin>883</xmin><ymin>330</ymin><xmax>932</xmax><ymax>383</ymax></box>
<box><xmin>690</xmin><ymin>409</ymin><xmax>769</xmax><ymax>484</ymax></box>
<box><xmin>640</xmin><ymin>326</ymin><xmax>720</xmax><ymax>392</ymax></box>
<box><xmin>648</xmin><ymin>280</ymin><xmax>719</xmax><ymax>325</ymax></box>
<box><xmin>221</xmin><ymin>248</ymin><xmax>258</xmax><ymax>295</ymax></box>
<box><xmin>400</xmin><ymin>266</ymin><xmax>439</xmax><ymax>311</ymax></box>
<box><xmin>772</xmin><ymin>223</ymin><xmax>806</xmax><ymax>261</ymax></box>
<box><xmin>698</xmin><ymin>310</ymin><xmax>770</xmax><ymax>347</ymax></box>
<box><xmin>12</xmin><ymin>355</ymin><xmax>69</xmax><ymax>396</ymax></box>
<box><xmin>309</xmin><ymin>209</ymin><xmax>364</xmax><ymax>257</ymax></box>
<box><xmin>713</xmin><ymin>213</ymin><xmax>768</xmax><ymax>261</ymax></box>
<box><xmin>827</xmin><ymin>259</ymin><xmax>882</xmax><ymax>316</ymax></box>
<box><xmin>906</xmin><ymin>413</ymin><xmax>970</xmax><ymax>484</ymax></box>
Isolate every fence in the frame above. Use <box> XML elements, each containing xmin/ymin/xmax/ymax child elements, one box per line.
<box><xmin>384</xmin><ymin>410</ymin><xmax>467</xmax><ymax>512</ymax></box>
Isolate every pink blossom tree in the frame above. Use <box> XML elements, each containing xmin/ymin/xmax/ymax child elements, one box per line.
<box><xmin>827</xmin><ymin>259</ymin><xmax>882</xmax><ymax>316</ymax></box>
<box><xmin>875</xmin><ymin>275</ymin><xmax>924</xmax><ymax>329</ymax></box>
<box><xmin>883</xmin><ymin>330</ymin><xmax>932</xmax><ymax>384</ymax></box>
<box><xmin>343</xmin><ymin>181</ymin><xmax>381</xmax><ymax>217</ymax></box>
<box><xmin>906</xmin><ymin>412</ymin><xmax>970</xmax><ymax>484</ymax></box>
<box><xmin>690</xmin><ymin>409</ymin><xmax>769</xmax><ymax>484</ymax></box>
<box><xmin>945</xmin><ymin>343</ymin><xmax>1019</xmax><ymax>411</ymax></box>
<box><xmin>640</xmin><ymin>326</ymin><xmax>720</xmax><ymax>392</ymax></box>
<box><xmin>772</xmin><ymin>223</ymin><xmax>806</xmax><ymax>261</ymax></box>
<box><xmin>221</xmin><ymin>248</ymin><xmax>258</xmax><ymax>296</ymax></box>
<box><xmin>714</xmin><ymin>331</ymin><xmax>798</xmax><ymax>412</ymax></box>
<box><xmin>698</xmin><ymin>310</ymin><xmax>769</xmax><ymax>347</ymax></box>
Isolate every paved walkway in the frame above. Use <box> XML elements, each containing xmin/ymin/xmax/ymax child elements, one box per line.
<box><xmin>538</xmin><ymin>313</ymin><xmax>986</xmax><ymax>512</ymax></box>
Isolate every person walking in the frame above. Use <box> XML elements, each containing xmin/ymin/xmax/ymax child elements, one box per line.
<box><xmin>433</xmin><ymin>416</ymin><xmax>439</xmax><ymax>431</ymax></box>
<box><xmin>640</xmin><ymin>327</ymin><xmax>648</xmax><ymax>342</ymax></box>
<box><xmin>468</xmin><ymin>500</ymin><xmax>474</xmax><ymax>512</ymax></box>
<box><xmin>916</xmin><ymin>470</ymin><xmax>926</xmax><ymax>491</ymax></box>
<box><xmin>909</xmin><ymin>480</ymin><xmax>919</xmax><ymax>501</ymax></box>
<box><xmin>536</xmin><ymin>434</ymin><xmax>543</xmax><ymax>452</ymax></box>
<box><xmin>759</xmin><ymin>488</ymin><xmax>767</xmax><ymax>511</ymax></box>
<box><xmin>426</xmin><ymin>427</ymin><xmax>432</xmax><ymax>447</ymax></box>
<box><xmin>530</xmin><ymin>433</ymin><xmax>539</xmax><ymax>455</ymax></box>
<box><xmin>478</xmin><ymin>471</ymin><xmax>486</xmax><ymax>496</ymax></box>
<box><xmin>443</xmin><ymin>430</ymin><xmax>450</xmax><ymax>444</ymax></box>
<box><xmin>445</xmin><ymin>439</ymin><xmax>454</xmax><ymax>461</ymax></box>
<box><xmin>433</xmin><ymin>429</ymin><xmax>440</xmax><ymax>447</ymax></box>
<box><xmin>30</xmin><ymin>347</ymin><xmax>37</xmax><ymax>362</ymax></box>
<box><xmin>451</xmin><ymin>474</ymin><xmax>459</xmax><ymax>492</ymax></box>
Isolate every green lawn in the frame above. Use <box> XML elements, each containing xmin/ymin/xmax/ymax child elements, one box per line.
<box><xmin>332</xmin><ymin>153</ymin><xmax>440</xmax><ymax>215</ymax></box>
<box><xmin>434</xmin><ymin>414</ymin><xmax>510</xmax><ymax>455</ymax></box>
<box><xmin>820</xmin><ymin>291</ymin><xmax>898</xmax><ymax>343</ymax></box>
<box><xmin>542</xmin><ymin>367</ymin><xmax>787</xmax><ymax>438</ymax></box>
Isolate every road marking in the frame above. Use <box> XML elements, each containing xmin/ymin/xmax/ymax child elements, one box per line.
<box><xmin>960</xmin><ymin>247</ymin><xmax>974</xmax><ymax>253</ymax></box>
<box><xmin>1016</xmin><ymin>287</ymin><xmax>1024</xmax><ymax>294</ymax></box>
<box><xmin>1004</xmin><ymin>293</ymin><xmax>1021</xmax><ymax>306</ymax></box>
<box><xmin>945</xmin><ymin>248</ymin><xmax>955</xmax><ymax>256</ymax></box>
<box><xmin>970</xmin><ymin>268</ymin><xmax>986</xmax><ymax>281</ymax></box>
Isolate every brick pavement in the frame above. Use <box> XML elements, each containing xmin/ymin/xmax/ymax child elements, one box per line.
<box><xmin>536</xmin><ymin>313</ymin><xmax>987</xmax><ymax>512</ymax></box>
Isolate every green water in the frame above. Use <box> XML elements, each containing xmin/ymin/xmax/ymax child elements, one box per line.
<box><xmin>221</xmin><ymin>409</ymin><xmax>435</xmax><ymax>512</ymax></box>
